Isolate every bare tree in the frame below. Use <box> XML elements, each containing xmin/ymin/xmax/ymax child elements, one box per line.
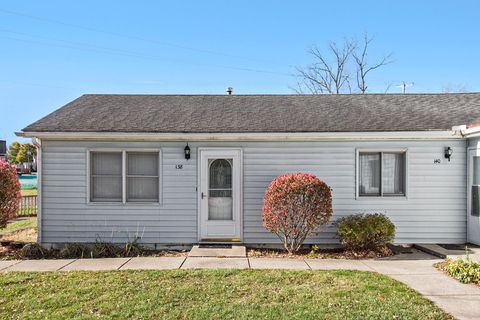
<box><xmin>295</xmin><ymin>40</ymin><xmax>355</xmax><ymax>94</ymax></box>
<box><xmin>353</xmin><ymin>34</ymin><xmax>392</xmax><ymax>94</ymax></box>
<box><xmin>294</xmin><ymin>35</ymin><xmax>392</xmax><ymax>94</ymax></box>
<box><xmin>442</xmin><ymin>83</ymin><xmax>469</xmax><ymax>93</ymax></box>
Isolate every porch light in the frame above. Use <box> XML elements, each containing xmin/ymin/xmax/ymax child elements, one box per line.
<box><xmin>445</xmin><ymin>147</ymin><xmax>453</xmax><ymax>162</ymax></box>
<box><xmin>184</xmin><ymin>143</ymin><xmax>191</xmax><ymax>160</ymax></box>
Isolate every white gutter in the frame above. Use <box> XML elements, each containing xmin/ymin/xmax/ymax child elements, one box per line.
<box><xmin>31</xmin><ymin>138</ymin><xmax>42</xmax><ymax>244</ymax></box>
<box><xmin>16</xmin><ymin>130</ymin><xmax>464</xmax><ymax>141</ymax></box>
<box><xmin>460</xmin><ymin>125</ymin><xmax>480</xmax><ymax>138</ymax></box>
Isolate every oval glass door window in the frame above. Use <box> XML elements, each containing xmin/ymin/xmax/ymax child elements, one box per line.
<box><xmin>208</xmin><ymin>158</ymin><xmax>233</xmax><ymax>220</ymax></box>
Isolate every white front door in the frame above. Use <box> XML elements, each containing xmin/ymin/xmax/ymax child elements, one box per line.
<box><xmin>468</xmin><ymin>148</ymin><xmax>480</xmax><ymax>245</ymax></box>
<box><xmin>198</xmin><ymin>149</ymin><xmax>242</xmax><ymax>241</ymax></box>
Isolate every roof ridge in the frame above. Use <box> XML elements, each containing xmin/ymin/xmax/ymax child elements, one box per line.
<box><xmin>80</xmin><ymin>92</ymin><xmax>480</xmax><ymax>97</ymax></box>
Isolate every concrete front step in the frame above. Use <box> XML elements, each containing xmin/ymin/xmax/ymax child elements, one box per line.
<box><xmin>188</xmin><ymin>245</ymin><xmax>246</xmax><ymax>257</ymax></box>
<box><xmin>415</xmin><ymin>243</ymin><xmax>480</xmax><ymax>262</ymax></box>
<box><xmin>182</xmin><ymin>257</ymin><xmax>249</xmax><ymax>269</ymax></box>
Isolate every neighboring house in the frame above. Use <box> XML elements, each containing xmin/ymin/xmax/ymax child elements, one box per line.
<box><xmin>18</xmin><ymin>94</ymin><xmax>480</xmax><ymax>248</ymax></box>
<box><xmin>0</xmin><ymin>140</ymin><xmax>6</xmax><ymax>161</ymax></box>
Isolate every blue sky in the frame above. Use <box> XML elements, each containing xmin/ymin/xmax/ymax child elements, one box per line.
<box><xmin>1</xmin><ymin>0</ymin><xmax>479</xmax><ymax>144</ymax></box>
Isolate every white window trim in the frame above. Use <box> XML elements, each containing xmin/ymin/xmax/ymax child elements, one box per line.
<box><xmin>86</xmin><ymin>148</ymin><xmax>162</xmax><ymax>205</ymax></box>
<box><xmin>355</xmin><ymin>148</ymin><xmax>408</xmax><ymax>200</ymax></box>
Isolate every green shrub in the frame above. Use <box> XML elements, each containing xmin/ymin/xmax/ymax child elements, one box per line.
<box><xmin>442</xmin><ymin>257</ymin><xmax>480</xmax><ymax>284</ymax></box>
<box><xmin>335</xmin><ymin>213</ymin><xmax>395</xmax><ymax>251</ymax></box>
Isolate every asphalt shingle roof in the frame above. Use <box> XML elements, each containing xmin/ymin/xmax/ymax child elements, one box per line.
<box><xmin>22</xmin><ymin>93</ymin><xmax>480</xmax><ymax>133</ymax></box>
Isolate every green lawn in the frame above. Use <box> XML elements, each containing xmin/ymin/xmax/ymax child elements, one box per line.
<box><xmin>0</xmin><ymin>270</ymin><xmax>451</xmax><ymax>319</ymax></box>
<box><xmin>0</xmin><ymin>217</ymin><xmax>36</xmax><ymax>235</ymax></box>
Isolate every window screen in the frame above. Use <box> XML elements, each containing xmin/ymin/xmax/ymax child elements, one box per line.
<box><xmin>359</xmin><ymin>153</ymin><xmax>381</xmax><ymax>196</ymax></box>
<box><xmin>382</xmin><ymin>153</ymin><xmax>406</xmax><ymax>195</ymax></box>
<box><xmin>359</xmin><ymin>152</ymin><xmax>406</xmax><ymax>197</ymax></box>
<box><xmin>90</xmin><ymin>152</ymin><xmax>122</xmax><ymax>202</ymax></box>
<box><xmin>126</xmin><ymin>152</ymin><xmax>159</xmax><ymax>202</ymax></box>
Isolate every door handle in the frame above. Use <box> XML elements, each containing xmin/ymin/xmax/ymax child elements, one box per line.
<box><xmin>201</xmin><ymin>192</ymin><xmax>207</xmax><ymax>199</ymax></box>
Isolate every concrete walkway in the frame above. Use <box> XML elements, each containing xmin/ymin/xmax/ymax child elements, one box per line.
<box><xmin>1</xmin><ymin>254</ymin><xmax>479</xmax><ymax>320</ymax></box>
<box><xmin>416</xmin><ymin>243</ymin><xmax>480</xmax><ymax>262</ymax></box>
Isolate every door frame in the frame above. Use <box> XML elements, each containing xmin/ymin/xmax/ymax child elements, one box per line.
<box><xmin>197</xmin><ymin>148</ymin><xmax>243</xmax><ymax>242</ymax></box>
<box><xmin>467</xmin><ymin>147</ymin><xmax>480</xmax><ymax>245</ymax></box>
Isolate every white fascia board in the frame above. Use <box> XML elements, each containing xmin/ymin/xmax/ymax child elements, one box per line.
<box><xmin>17</xmin><ymin>130</ymin><xmax>463</xmax><ymax>141</ymax></box>
<box><xmin>462</xmin><ymin>126</ymin><xmax>480</xmax><ymax>138</ymax></box>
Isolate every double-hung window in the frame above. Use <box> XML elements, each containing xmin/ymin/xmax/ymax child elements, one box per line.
<box><xmin>90</xmin><ymin>152</ymin><xmax>123</xmax><ymax>202</ymax></box>
<box><xmin>358</xmin><ymin>151</ymin><xmax>406</xmax><ymax>197</ymax></box>
<box><xmin>89</xmin><ymin>150</ymin><xmax>160</xmax><ymax>203</ymax></box>
<box><xmin>126</xmin><ymin>152</ymin><xmax>159</xmax><ymax>202</ymax></box>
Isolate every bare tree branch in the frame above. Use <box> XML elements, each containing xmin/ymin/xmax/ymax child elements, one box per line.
<box><xmin>383</xmin><ymin>82</ymin><xmax>394</xmax><ymax>93</ymax></box>
<box><xmin>295</xmin><ymin>34</ymin><xmax>393</xmax><ymax>95</ymax></box>
<box><xmin>295</xmin><ymin>39</ymin><xmax>355</xmax><ymax>94</ymax></box>
<box><xmin>353</xmin><ymin>33</ymin><xmax>393</xmax><ymax>94</ymax></box>
<box><xmin>441</xmin><ymin>83</ymin><xmax>469</xmax><ymax>93</ymax></box>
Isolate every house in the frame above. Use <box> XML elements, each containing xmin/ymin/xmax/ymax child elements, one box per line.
<box><xmin>0</xmin><ymin>140</ymin><xmax>6</xmax><ymax>161</ymax></box>
<box><xmin>17</xmin><ymin>93</ymin><xmax>480</xmax><ymax>248</ymax></box>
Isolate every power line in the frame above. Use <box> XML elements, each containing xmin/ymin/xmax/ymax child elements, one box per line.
<box><xmin>0</xmin><ymin>79</ymin><xmax>77</xmax><ymax>90</ymax></box>
<box><xmin>0</xmin><ymin>8</ymin><xmax>291</xmax><ymax>68</ymax></box>
<box><xmin>0</xmin><ymin>31</ymin><xmax>293</xmax><ymax>76</ymax></box>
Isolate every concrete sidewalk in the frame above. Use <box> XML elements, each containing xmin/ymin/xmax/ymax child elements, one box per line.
<box><xmin>1</xmin><ymin>255</ymin><xmax>479</xmax><ymax>320</ymax></box>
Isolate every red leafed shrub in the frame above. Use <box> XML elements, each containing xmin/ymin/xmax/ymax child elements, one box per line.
<box><xmin>0</xmin><ymin>159</ymin><xmax>21</xmax><ymax>227</ymax></box>
<box><xmin>262</xmin><ymin>173</ymin><xmax>333</xmax><ymax>253</ymax></box>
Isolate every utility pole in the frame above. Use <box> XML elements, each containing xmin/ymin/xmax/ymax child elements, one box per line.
<box><xmin>396</xmin><ymin>81</ymin><xmax>414</xmax><ymax>93</ymax></box>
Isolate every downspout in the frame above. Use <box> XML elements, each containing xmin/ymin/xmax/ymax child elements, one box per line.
<box><xmin>450</xmin><ymin>125</ymin><xmax>476</xmax><ymax>244</ymax></box>
<box><xmin>32</xmin><ymin>137</ymin><xmax>42</xmax><ymax>245</ymax></box>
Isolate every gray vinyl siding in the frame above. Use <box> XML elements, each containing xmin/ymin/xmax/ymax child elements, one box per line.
<box><xmin>468</xmin><ymin>137</ymin><xmax>480</xmax><ymax>149</ymax></box>
<box><xmin>40</xmin><ymin>139</ymin><xmax>467</xmax><ymax>245</ymax></box>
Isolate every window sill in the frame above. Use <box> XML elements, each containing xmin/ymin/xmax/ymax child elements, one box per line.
<box><xmin>87</xmin><ymin>202</ymin><xmax>162</xmax><ymax>207</ymax></box>
<box><xmin>356</xmin><ymin>195</ymin><xmax>408</xmax><ymax>201</ymax></box>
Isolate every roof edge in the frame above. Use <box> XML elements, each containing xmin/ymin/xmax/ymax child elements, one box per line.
<box><xmin>463</xmin><ymin>126</ymin><xmax>480</xmax><ymax>138</ymax></box>
<box><xmin>16</xmin><ymin>130</ymin><xmax>462</xmax><ymax>141</ymax></box>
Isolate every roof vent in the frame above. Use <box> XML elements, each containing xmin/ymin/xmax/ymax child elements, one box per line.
<box><xmin>226</xmin><ymin>87</ymin><xmax>233</xmax><ymax>95</ymax></box>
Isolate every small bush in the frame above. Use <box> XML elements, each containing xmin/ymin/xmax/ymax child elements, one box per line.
<box><xmin>124</xmin><ymin>238</ymin><xmax>143</xmax><ymax>257</ymax></box>
<box><xmin>0</xmin><ymin>159</ymin><xmax>21</xmax><ymax>227</ymax></box>
<box><xmin>442</xmin><ymin>257</ymin><xmax>480</xmax><ymax>284</ymax></box>
<box><xmin>92</xmin><ymin>241</ymin><xmax>123</xmax><ymax>257</ymax></box>
<box><xmin>59</xmin><ymin>243</ymin><xmax>92</xmax><ymax>259</ymax></box>
<box><xmin>262</xmin><ymin>173</ymin><xmax>333</xmax><ymax>254</ymax></box>
<box><xmin>335</xmin><ymin>213</ymin><xmax>395</xmax><ymax>251</ymax></box>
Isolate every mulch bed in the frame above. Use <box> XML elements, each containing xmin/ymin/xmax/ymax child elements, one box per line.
<box><xmin>247</xmin><ymin>246</ymin><xmax>394</xmax><ymax>259</ymax></box>
<box><xmin>1</xmin><ymin>242</ymin><xmax>394</xmax><ymax>260</ymax></box>
<box><xmin>0</xmin><ymin>243</ymin><xmax>189</xmax><ymax>260</ymax></box>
